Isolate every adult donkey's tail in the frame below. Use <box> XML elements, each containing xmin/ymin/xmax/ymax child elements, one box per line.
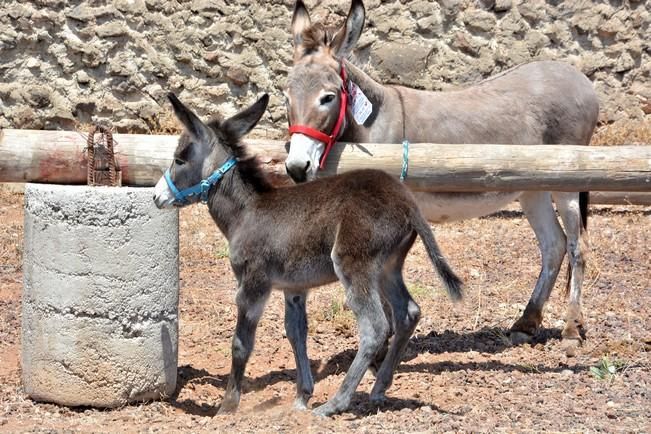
<box><xmin>580</xmin><ymin>192</ymin><xmax>589</xmax><ymax>231</ymax></box>
<box><xmin>411</xmin><ymin>209</ymin><xmax>463</xmax><ymax>301</ymax></box>
<box><xmin>564</xmin><ymin>191</ymin><xmax>590</xmax><ymax>296</ymax></box>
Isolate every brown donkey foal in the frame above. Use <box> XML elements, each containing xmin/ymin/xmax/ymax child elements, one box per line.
<box><xmin>153</xmin><ymin>93</ymin><xmax>462</xmax><ymax>417</ymax></box>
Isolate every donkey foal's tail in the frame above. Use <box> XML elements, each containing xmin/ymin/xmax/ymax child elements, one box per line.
<box><xmin>411</xmin><ymin>210</ymin><xmax>463</xmax><ymax>301</ymax></box>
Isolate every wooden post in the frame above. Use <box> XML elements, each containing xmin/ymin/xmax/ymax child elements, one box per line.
<box><xmin>1</xmin><ymin>129</ymin><xmax>650</xmax><ymax>192</ymax></box>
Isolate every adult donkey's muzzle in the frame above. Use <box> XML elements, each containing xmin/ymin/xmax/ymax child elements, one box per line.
<box><xmin>285</xmin><ymin>133</ymin><xmax>324</xmax><ymax>183</ymax></box>
<box><xmin>285</xmin><ymin>161</ymin><xmax>310</xmax><ymax>183</ymax></box>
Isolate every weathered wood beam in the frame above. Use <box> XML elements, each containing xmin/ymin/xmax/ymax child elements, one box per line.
<box><xmin>1</xmin><ymin>129</ymin><xmax>650</xmax><ymax>192</ymax></box>
<box><xmin>589</xmin><ymin>192</ymin><xmax>651</xmax><ymax>206</ymax></box>
<box><xmin>317</xmin><ymin>141</ymin><xmax>651</xmax><ymax>192</ymax></box>
<box><xmin>0</xmin><ymin>129</ymin><xmax>289</xmax><ymax>187</ymax></box>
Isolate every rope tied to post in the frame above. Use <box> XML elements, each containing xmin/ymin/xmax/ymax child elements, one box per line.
<box><xmin>401</xmin><ymin>139</ymin><xmax>409</xmax><ymax>182</ymax></box>
<box><xmin>395</xmin><ymin>87</ymin><xmax>409</xmax><ymax>181</ymax></box>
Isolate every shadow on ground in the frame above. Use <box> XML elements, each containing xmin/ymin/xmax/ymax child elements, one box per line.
<box><xmin>484</xmin><ymin>208</ymin><xmax>651</xmax><ymax>220</ymax></box>
<box><xmin>407</xmin><ymin>326</ymin><xmax>562</xmax><ymax>355</ymax></box>
<box><xmin>170</xmin><ymin>326</ymin><xmax>585</xmax><ymax>417</ymax></box>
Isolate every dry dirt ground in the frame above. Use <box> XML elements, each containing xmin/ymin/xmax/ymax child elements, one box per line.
<box><xmin>0</xmin><ymin>186</ymin><xmax>649</xmax><ymax>433</ymax></box>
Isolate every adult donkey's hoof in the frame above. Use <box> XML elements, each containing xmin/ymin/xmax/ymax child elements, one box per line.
<box><xmin>561</xmin><ymin>338</ymin><xmax>582</xmax><ymax>357</ymax></box>
<box><xmin>561</xmin><ymin>325</ymin><xmax>585</xmax><ymax>357</ymax></box>
<box><xmin>510</xmin><ymin>307</ymin><xmax>542</xmax><ymax>345</ymax></box>
<box><xmin>561</xmin><ymin>311</ymin><xmax>586</xmax><ymax>357</ymax></box>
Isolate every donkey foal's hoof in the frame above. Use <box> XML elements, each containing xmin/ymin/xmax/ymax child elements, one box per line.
<box><xmin>509</xmin><ymin>330</ymin><xmax>533</xmax><ymax>346</ymax></box>
<box><xmin>312</xmin><ymin>401</ymin><xmax>343</xmax><ymax>417</ymax></box>
<box><xmin>293</xmin><ymin>397</ymin><xmax>310</xmax><ymax>411</ymax></box>
<box><xmin>369</xmin><ymin>393</ymin><xmax>386</xmax><ymax>406</ymax></box>
<box><xmin>217</xmin><ymin>400</ymin><xmax>239</xmax><ymax>415</ymax></box>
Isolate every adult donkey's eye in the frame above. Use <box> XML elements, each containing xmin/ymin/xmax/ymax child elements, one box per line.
<box><xmin>174</xmin><ymin>158</ymin><xmax>185</xmax><ymax>166</ymax></box>
<box><xmin>320</xmin><ymin>93</ymin><xmax>336</xmax><ymax>105</ymax></box>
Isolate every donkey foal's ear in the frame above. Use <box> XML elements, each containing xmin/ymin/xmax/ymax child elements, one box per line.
<box><xmin>330</xmin><ymin>0</ymin><xmax>365</xmax><ymax>58</ymax></box>
<box><xmin>221</xmin><ymin>94</ymin><xmax>269</xmax><ymax>140</ymax></box>
<box><xmin>167</xmin><ymin>93</ymin><xmax>213</xmax><ymax>144</ymax></box>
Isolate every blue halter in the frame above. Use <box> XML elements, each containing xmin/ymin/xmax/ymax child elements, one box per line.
<box><xmin>164</xmin><ymin>157</ymin><xmax>237</xmax><ymax>205</ymax></box>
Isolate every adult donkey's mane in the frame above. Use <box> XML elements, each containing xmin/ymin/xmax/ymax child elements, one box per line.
<box><xmin>299</xmin><ymin>23</ymin><xmax>333</xmax><ymax>56</ymax></box>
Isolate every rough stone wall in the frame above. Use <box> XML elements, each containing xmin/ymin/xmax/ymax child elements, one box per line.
<box><xmin>0</xmin><ymin>0</ymin><xmax>648</xmax><ymax>137</ymax></box>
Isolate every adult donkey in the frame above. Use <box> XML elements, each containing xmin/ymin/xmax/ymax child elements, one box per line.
<box><xmin>284</xmin><ymin>0</ymin><xmax>599</xmax><ymax>353</ymax></box>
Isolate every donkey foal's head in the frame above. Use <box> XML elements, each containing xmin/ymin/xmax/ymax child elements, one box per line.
<box><xmin>154</xmin><ymin>93</ymin><xmax>269</xmax><ymax>209</ymax></box>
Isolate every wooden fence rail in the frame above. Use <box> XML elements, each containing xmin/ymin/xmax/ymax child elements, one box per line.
<box><xmin>1</xmin><ymin>129</ymin><xmax>650</xmax><ymax>194</ymax></box>
<box><xmin>588</xmin><ymin>192</ymin><xmax>651</xmax><ymax>206</ymax></box>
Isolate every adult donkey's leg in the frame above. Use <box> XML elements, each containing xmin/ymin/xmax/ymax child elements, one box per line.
<box><xmin>511</xmin><ymin>192</ymin><xmax>566</xmax><ymax>344</ymax></box>
<box><xmin>552</xmin><ymin>192</ymin><xmax>588</xmax><ymax>354</ymax></box>
<box><xmin>219</xmin><ymin>285</ymin><xmax>271</xmax><ymax>414</ymax></box>
<box><xmin>283</xmin><ymin>290</ymin><xmax>314</xmax><ymax>410</ymax></box>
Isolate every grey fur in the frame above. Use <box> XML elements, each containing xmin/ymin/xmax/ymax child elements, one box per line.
<box><xmin>286</xmin><ymin>0</ymin><xmax>599</xmax><ymax>350</ymax></box>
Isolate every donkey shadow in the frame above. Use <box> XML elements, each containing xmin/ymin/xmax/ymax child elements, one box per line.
<box><xmin>169</xmin><ymin>326</ymin><xmax>579</xmax><ymax>417</ymax></box>
<box><xmin>406</xmin><ymin>325</ymin><xmax>562</xmax><ymax>356</ymax></box>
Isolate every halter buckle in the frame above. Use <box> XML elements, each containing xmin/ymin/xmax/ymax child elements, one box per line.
<box><xmin>164</xmin><ymin>157</ymin><xmax>237</xmax><ymax>206</ymax></box>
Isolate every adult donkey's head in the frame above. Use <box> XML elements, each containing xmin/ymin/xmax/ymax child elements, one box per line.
<box><xmin>285</xmin><ymin>0</ymin><xmax>365</xmax><ymax>182</ymax></box>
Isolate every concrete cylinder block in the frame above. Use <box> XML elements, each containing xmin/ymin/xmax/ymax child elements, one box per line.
<box><xmin>21</xmin><ymin>184</ymin><xmax>179</xmax><ymax>408</ymax></box>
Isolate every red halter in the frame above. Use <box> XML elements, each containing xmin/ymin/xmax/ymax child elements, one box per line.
<box><xmin>288</xmin><ymin>64</ymin><xmax>348</xmax><ymax>169</ymax></box>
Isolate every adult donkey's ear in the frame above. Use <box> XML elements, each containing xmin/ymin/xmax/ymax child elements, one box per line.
<box><xmin>168</xmin><ymin>93</ymin><xmax>212</xmax><ymax>144</ymax></box>
<box><xmin>330</xmin><ymin>0</ymin><xmax>365</xmax><ymax>58</ymax></box>
<box><xmin>291</xmin><ymin>1</ymin><xmax>311</xmax><ymax>48</ymax></box>
<box><xmin>221</xmin><ymin>94</ymin><xmax>269</xmax><ymax>140</ymax></box>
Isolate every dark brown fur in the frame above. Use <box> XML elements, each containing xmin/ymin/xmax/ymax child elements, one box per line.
<box><xmin>155</xmin><ymin>93</ymin><xmax>462</xmax><ymax>417</ymax></box>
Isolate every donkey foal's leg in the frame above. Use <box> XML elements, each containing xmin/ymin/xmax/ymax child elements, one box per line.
<box><xmin>313</xmin><ymin>256</ymin><xmax>389</xmax><ymax>417</ymax></box>
<box><xmin>553</xmin><ymin>192</ymin><xmax>588</xmax><ymax>354</ymax></box>
<box><xmin>511</xmin><ymin>192</ymin><xmax>566</xmax><ymax>344</ymax></box>
<box><xmin>369</xmin><ymin>297</ymin><xmax>394</xmax><ymax>376</ymax></box>
<box><xmin>284</xmin><ymin>291</ymin><xmax>314</xmax><ymax>410</ymax></box>
<box><xmin>370</xmin><ymin>273</ymin><xmax>420</xmax><ymax>403</ymax></box>
<box><xmin>219</xmin><ymin>287</ymin><xmax>270</xmax><ymax>414</ymax></box>
<box><xmin>314</xmin><ymin>288</ymin><xmax>389</xmax><ymax>417</ymax></box>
